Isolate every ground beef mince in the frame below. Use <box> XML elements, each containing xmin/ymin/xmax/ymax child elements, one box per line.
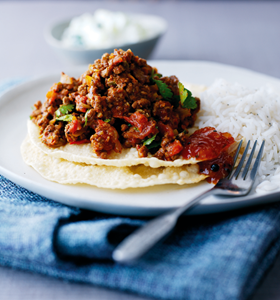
<box><xmin>90</xmin><ymin>120</ymin><xmax>122</xmax><ymax>159</ymax></box>
<box><xmin>31</xmin><ymin>49</ymin><xmax>201</xmax><ymax>160</ymax></box>
<box><xmin>41</xmin><ymin>123</ymin><xmax>67</xmax><ymax>148</ymax></box>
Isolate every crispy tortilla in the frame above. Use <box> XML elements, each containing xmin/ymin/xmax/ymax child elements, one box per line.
<box><xmin>21</xmin><ymin>135</ymin><xmax>207</xmax><ymax>189</ymax></box>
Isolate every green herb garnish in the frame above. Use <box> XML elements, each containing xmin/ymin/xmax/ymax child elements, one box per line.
<box><xmin>150</xmin><ymin>70</ymin><xmax>197</xmax><ymax>110</ymax></box>
<box><xmin>55</xmin><ymin>104</ymin><xmax>74</xmax><ymax>117</ymax></box>
<box><xmin>143</xmin><ymin>134</ymin><xmax>161</xmax><ymax>149</ymax></box>
<box><xmin>84</xmin><ymin>109</ymin><xmax>90</xmax><ymax>127</ymax></box>
<box><xmin>143</xmin><ymin>134</ymin><xmax>157</xmax><ymax>146</ymax></box>
<box><xmin>56</xmin><ymin>114</ymin><xmax>73</xmax><ymax>122</ymax></box>
<box><xmin>150</xmin><ymin>70</ymin><xmax>173</xmax><ymax>100</ymax></box>
<box><xmin>104</xmin><ymin>118</ymin><xmax>111</xmax><ymax>123</ymax></box>
<box><xmin>157</xmin><ymin>80</ymin><xmax>173</xmax><ymax>100</ymax></box>
<box><xmin>178</xmin><ymin>82</ymin><xmax>197</xmax><ymax>109</ymax></box>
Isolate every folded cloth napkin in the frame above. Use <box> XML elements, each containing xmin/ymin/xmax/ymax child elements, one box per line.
<box><xmin>1</xmin><ymin>80</ymin><xmax>280</xmax><ymax>300</ymax></box>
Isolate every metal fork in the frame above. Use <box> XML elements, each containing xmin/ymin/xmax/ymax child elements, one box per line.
<box><xmin>113</xmin><ymin>140</ymin><xmax>265</xmax><ymax>264</ymax></box>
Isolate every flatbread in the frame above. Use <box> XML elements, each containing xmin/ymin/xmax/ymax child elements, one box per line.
<box><xmin>21</xmin><ymin>135</ymin><xmax>207</xmax><ymax>189</ymax></box>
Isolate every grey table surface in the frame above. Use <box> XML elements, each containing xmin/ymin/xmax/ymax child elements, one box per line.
<box><xmin>1</xmin><ymin>1</ymin><xmax>280</xmax><ymax>299</ymax></box>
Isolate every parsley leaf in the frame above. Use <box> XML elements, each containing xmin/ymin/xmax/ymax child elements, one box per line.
<box><xmin>84</xmin><ymin>109</ymin><xmax>90</xmax><ymax>127</ymax></box>
<box><xmin>143</xmin><ymin>134</ymin><xmax>157</xmax><ymax>146</ymax></box>
<box><xmin>143</xmin><ymin>134</ymin><xmax>161</xmax><ymax>149</ymax></box>
<box><xmin>56</xmin><ymin>114</ymin><xmax>73</xmax><ymax>122</ymax></box>
<box><xmin>55</xmin><ymin>104</ymin><xmax>74</xmax><ymax>117</ymax></box>
<box><xmin>150</xmin><ymin>72</ymin><xmax>197</xmax><ymax>110</ymax></box>
<box><xmin>178</xmin><ymin>82</ymin><xmax>197</xmax><ymax>109</ymax></box>
<box><xmin>183</xmin><ymin>95</ymin><xmax>197</xmax><ymax>110</ymax></box>
<box><xmin>156</xmin><ymin>80</ymin><xmax>173</xmax><ymax>100</ymax></box>
<box><xmin>104</xmin><ymin>118</ymin><xmax>111</xmax><ymax>123</ymax></box>
<box><xmin>150</xmin><ymin>70</ymin><xmax>173</xmax><ymax>100</ymax></box>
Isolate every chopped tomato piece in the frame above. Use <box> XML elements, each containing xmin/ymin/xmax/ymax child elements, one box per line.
<box><xmin>123</xmin><ymin>112</ymin><xmax>158</xmax><ymax>145</ymax></box>
<box><xmin>158</xmin><ymin>121</ymin><xmax>174</xmax><ymax>139</ymax></box>
<box><xmin>68</xmin><ymin>119</ymin><xmax>81</xmax><ymax>134</ymax></box>
<box><xmin>97</xmin><ymin>119</ymin><xmax>106</xmax><ymax>126</ymax></box>
<box><xmin>166</xmin><ymin>140</ymin><xmax>183</xmax><ymax>157</ymax></box>
<box><xmin>181</xmin><ymin>127</ymin><xmax>235</xmax><ymax>161</ymax></box>
<box><xmin>123</xmin><ymin>111</ymin><xmax>148</xmax><ymax>132</ymax></box>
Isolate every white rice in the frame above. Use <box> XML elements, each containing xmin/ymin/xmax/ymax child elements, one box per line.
<box><xmin>197</xmin><ymin>78</ymin><xmax>280</xmax><ymax>194</ymax></box>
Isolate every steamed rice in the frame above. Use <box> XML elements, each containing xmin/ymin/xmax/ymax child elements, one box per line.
<box><xmin>197</xmin><ymin>79</ymin><xmax>280</xmax><ymax>194</ymax></box>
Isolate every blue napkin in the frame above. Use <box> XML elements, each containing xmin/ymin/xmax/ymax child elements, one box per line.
<box><xmin>1</xmin><ymin>80</ymin><xmax>280</xmax><ymax>300</ymax></box>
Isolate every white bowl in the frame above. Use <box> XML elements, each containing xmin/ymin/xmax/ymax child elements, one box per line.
<box><xmin>44</xmin><ymin>13</ymin><xmax>167</xmax><ymax>65</ymax></box>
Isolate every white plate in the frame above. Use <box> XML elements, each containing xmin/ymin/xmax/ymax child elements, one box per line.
<box><xmin>1</xmin><ymin>61</ymin><xmax>280</xmax><ymax>216</ymax></box>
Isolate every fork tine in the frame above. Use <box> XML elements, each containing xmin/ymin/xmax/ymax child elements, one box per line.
<box><xmin>233</xmin><ymin>140</ymin><xmax>243</xmax><ymax>167</ymax></box>
<box><xmin>249</xmin><ymin>140</ymin><xmax>265</xmax><ymax>181</ymax></box>
<box><xmin>241</xmin><ymin>140</ymin><xmax>257</xmax><ymax>179</ymax></box>
<box><xmin>232</xmin><ymin>140</ymin><xmax>251</xmax><ymax>178</ymax></box>
<box><xmin>228</xmin><ymin>140</ymin><xmax>243</xmax><ymax>179</ymax></box>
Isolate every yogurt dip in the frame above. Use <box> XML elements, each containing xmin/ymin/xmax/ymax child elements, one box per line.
<box><xmin>61</xmin><ymin>9</ymin><xmax>156</xmax><ymax>49</ymax></box>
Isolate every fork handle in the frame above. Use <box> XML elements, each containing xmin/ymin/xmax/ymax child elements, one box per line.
<box><xmin>112</xmin><ymin>188</ymin><xmax>215</xmax><ymax>263</ymax></box>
